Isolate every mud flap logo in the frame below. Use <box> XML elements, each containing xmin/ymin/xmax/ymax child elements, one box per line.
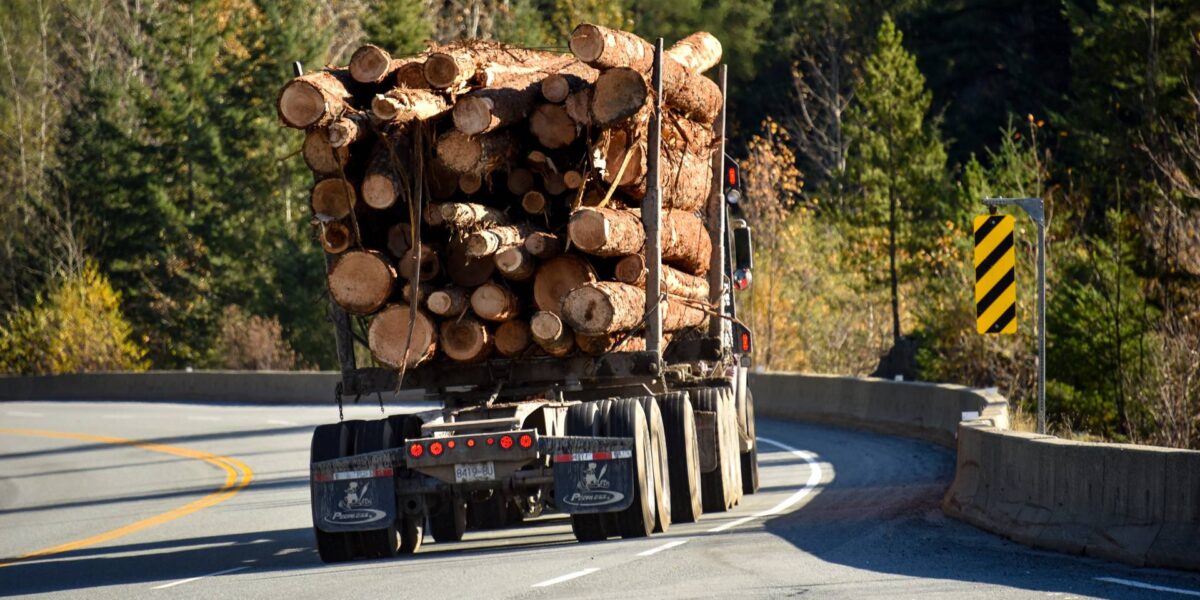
<box><xmin>554</xmin><ymin>454</ymin><xmax>634</xmax><ymax>514</ymax></box>
<box><xmin>319</xmin><ymin>480</ymin><xmax>389</xmax><ymax>528</ymax></box>
<box><xmin>568</xmin><ymin>462</ymin><xmax>625</xmax><ymax>507</ymax></box>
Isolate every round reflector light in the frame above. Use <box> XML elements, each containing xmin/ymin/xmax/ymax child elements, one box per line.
<box><xmin>518</xmin><ymin>434</ymin><xmax>533</xmax><ymax>449</ymax></box>
<box><xmin>486</xmin><ymin>437</ymin><xmax>495</xmax><ymax>445</ymax></box>
<box><xmin>499</xmin><ymin>435</ymin><xmax>514</xmax><ymax>449</ymax></box>
<box><xmin>447</xmin><ymin>440</ymin><xmax>456</xmax><ymax>449</ymax></box>
<box><xmin>466</xmin><ymin>438</ymin><xmax>476</xmax><ymax>447</ymax></box>
<box><xmin>429</xmin><ymin>441</ymin><xmax>444</xmax><ymax>456</ymax></box>
<box><xmin>409</xmin><ymin>443</ymin><xmax>423</xmax><ymax>458</ymax></box>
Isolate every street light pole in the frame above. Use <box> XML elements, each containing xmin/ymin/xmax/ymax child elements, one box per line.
<box><xmin>982</xmin><ymin>197</ymin><xmax>1047</xmax><ymax>434</ymax></box>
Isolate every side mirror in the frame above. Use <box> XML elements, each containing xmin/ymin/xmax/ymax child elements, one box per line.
<box><xmin>731</xmin><ymin>220</ymin><xmax>753</xmax><ymax>290</ymax></box>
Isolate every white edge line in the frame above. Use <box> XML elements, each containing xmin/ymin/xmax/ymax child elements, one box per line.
<box><xmin>531</xmin><ymin>567</ymin><xmax>600</xmax><ymax>588</ymax></box>
<box><xmin>636</xmin><ymin>539</ymin><xmax>689</xmax><ymax>557</ymax></box>
<box><xmin>707</xmin><ymin>436</ymin><xmax>823</xmax><ymax>533</ymax></box>
<box><xmin>266</xmin><ymin>419</ymin><xmax>297</xmax><ymax>426</ymax></box>
<box><xmin>6</xmin><ymin>411</ymin><xmax>44</xmax><ymax>417</ymax></box>
<box><xmin>1095</xmin><ymin>577</ymin><xmax>1200</xmax><ymax>597</ymax></box>
<box><xmin>151</xmin><ymin>566</ymin><xmax>249</xmax><ymax>589</ymax></box>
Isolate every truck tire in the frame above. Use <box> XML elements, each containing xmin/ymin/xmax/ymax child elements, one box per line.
<box><xmin>718</xmin><ymin>387</ymin><xmax>743</xmax><ymax>509</ymax></box>
<box><xmin>383</xmin><ymin>414</ymin><xmax>425</xmax><ymax>554</ymax></box>
<box><xmin>638</xmin><ymin>397</ymin><xmax>671</xmax><ymax>533</ymax></box>
<box><xmin>311</xmin><ymin>422</ymin><xmax>353</xmax><ymax>563</ymax></box>
<box><xmin>352</xmin><ymin>419</ymin><xmax>403</xmax><ymax>559</ymax></box>
<box><xmin>659</xmin><ymin>391</ymin><xmax>702</xmax><ymax>523</ymax></box>
<box><xmin>692</xmin><ymin>388</ymin><xmax>730</xmax><ymax>513</ymax></box>
<box><xmin>740</xmin><ymin>389</ymin><xmax>760</xmax><ymax>495</ymax></box>
<box><xmin>607</xmin><ymin>398</ymin><xmax>655</xmax><ymax>539</ymax></box>
<box><xmin>468</xmin><ymin>492</ymin><xmax>509</xmax><ymax>530</ymax></box>
<box><xmin>565</xmin><ymin>401</ymin><xmax>607</xmax><ymax>542</ymax></box>
<box><xmin>430</xmin><ymin>498</ymin><xmax>467</xmax><ymax>543</ymax></box>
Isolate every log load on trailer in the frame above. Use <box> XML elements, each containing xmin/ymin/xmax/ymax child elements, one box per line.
<box><xmin>280</xmin><ymin>24</ymin><xmax>759</xmax><ymax>563</ymax></box>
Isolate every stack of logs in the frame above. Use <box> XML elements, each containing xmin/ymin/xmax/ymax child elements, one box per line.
<box><xmin>278</xmin><ymin>24</ymin><xmax>724</xmax><ymax>369</ymax></box>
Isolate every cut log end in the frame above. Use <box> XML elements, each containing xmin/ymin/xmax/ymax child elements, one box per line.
<box><xmin>495</xmin><ymin>246</ymin><xmax>536</xmax><ymax>281</ymax></box>
<box><xmin>321</xmin><ymin>222</ymin><xmax>352</xmax><ymax>254</ymax></box>
<box><xmin>311</xmin><ymin>178</ymin><xmax>357</xmax><ymax>221</ymax></box>
<box><xmin>521</xmin><ymin>191</ymin><xmax>546</xmax><ymax>215</ymax></box>
<box><xmin>533</xmin><ymin>254</ymin><xmax>597</xmax><ymax>315</ymax></box>
<box><xmin>524</xmin><ymin>232</ymin><xmax>561</xmax><ymax>258</ymax></box>
<box><xmin>361</xmin><ymin>173</ymin><xmax>397</xmax><ymax>209</ymax></box>
<box><xmin>424</xmin><ymin>52</ymin><xmax>469</xmax><ymax>89</ymax></box>
<box><xmin>563</xmin><ymin>170</ymin><xmax>584</xmax><ymax>190</ymax></box>
<box><xmin>328</xmin><ymin>250</ymin><xmax>395</xmax><ymax>315</ymax></box>
<box><xmin>495</xmin><ymin>320</ymin><xmax>532</xmax><ymax>357</ymax></box>
<box><xmin>350</xmin><ymin>44</ymin><xmax>393</xmax><ymax>83</ymax></box>
<box><xmin>614</xmin><ymin>254</ymin><xmax>646</xmax><ymax>285</ymax></box>
<box><xmin>568</xmin><ymin>24</ymin><xmax>606</xmax><ymax>63</ymax></box>
<box><xmin>541</xmin><ymin>74</ymin><xmax>570</xmax><ymax>103</ymax></box>
<box><xmin>529</xmin><ymin>103</ymin><xmax>577</xmax><ymax>149</ymax></box>
<box><xmin>368</xmin><ymin>305</ymin><xmax>437</xmax><ymax>369</ymax></box>
<box><xmin>427</xmin><ymin>287</ymin><xmax>469</xmax><ymax>317</ymax></box>
<box><xmin>459</xmin><ymin>172</ymin><xmax>483</xmax><ymax>195</ymax></box>
<box><xmin>278</xmin><ymin>81</ymin><xmax>326</xmax><ymax>128</ymax></box>
<box><xmin>303</xmin><ymin>130</ymin><xmax>349</xmax><ymax>176</ymax></box>
<box><xmin>471</xmin><ymin>282</ymin><xmax>520</xmax><ymax>322</ymax></box>
<box><xmin>507</xmin><ymin>168</ymin><xmax>534</xmax><ymax>196</ymax></box>
<box><xmin>440</xmin><ymin>317</ymin><xmax>492</xmax><ymax>362</ymax></box>
<box><xmin>453</xmin><ymin>96</ymin><xmax>496</xmax><ymax>135</ymax></box>
<box><xmin>531</xmin><ymin>311</ymin><xmax>575</xmax><ymax>356</ymax></box>
<box><xmin>592</xmin><ymin>68</ymin><xmax>649</xmax><ymax>128</ymax></box>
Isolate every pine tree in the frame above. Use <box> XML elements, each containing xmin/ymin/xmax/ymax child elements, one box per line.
<box><xmin>844</xmin><ymin>15</ymin><xmax>948</xmax><ymax>345</ymax></box>
<box><xmin>362</xmin><ymin>0</ymin><xmax>432</xmax><ymax>55</ymax></box>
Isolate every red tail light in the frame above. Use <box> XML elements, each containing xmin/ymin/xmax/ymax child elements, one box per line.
<box><xmin>486</xmin><ymin>437</ymin><xmax>495</xmax><ymax>445</ymax></box>
<box><xmin>466</xmin><ymin>438</ymin><xmax>476</xmax><ymax>448</ymax></box>
<box><xmin>740</xmin><ymin>331</ymin><xmax>752</xmax><ymax>353</ymax></box>
<box><xmin>429</xmin><ymin>441</ymin><xmax>444</xmax><ymax>456</ymax></box>
<box><xmin>518</xmin><ymin>434</ymin><xmax>533</xmax><ymax>449</ymax></box>
<box><xmin>447</xmin><ymin>440</ymin><xmax>456</xmax><ymax>449</ymax></box>
<box><xmin>727</xmin><ymin>165</ymin><xmax>738</xmax><ymax>187</ymax></box>
<box><xmin>408</xmin><ymin>443</ymin><xmax>424</xmax><ymax>458</ymax></box>
<box><xmin>499</xmin><ymin>435</ymin><xmax>514</xmax><ymax>449</ymax></box>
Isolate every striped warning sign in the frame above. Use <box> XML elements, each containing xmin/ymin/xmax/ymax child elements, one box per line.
<box><xmin>974</xmin><ymin>215</ymin><xmax>1017</xmax><ymax>334</ymax></box>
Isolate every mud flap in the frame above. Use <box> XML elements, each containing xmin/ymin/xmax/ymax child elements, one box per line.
<box><xmin>311</xmin><ymin>450</ymin><xmax>401</xmax><ymax>533</ymax></box>
<box><xmin>554</xmin><ymin>450</ymin><xmax>635</xmax><ymax>514</ymax></box>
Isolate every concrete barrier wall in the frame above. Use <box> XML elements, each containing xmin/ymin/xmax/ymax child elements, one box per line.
<box><xmin>0</xmin><ymin>371</ymin><xmax>344</xmax><ymax>404</ymax></box>
<box><xmin>748</xmin><ymin>372</ymin><xmax>1009</xmax><ymax>448</ymax></box>
<box><xmin>943</xmin><ymin>423</ymin><xmax>1200</xmax><ymax>570</ymax></box>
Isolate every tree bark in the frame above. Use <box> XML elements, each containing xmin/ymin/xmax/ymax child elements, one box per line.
<box><xmin>533</xmin><ymin>254</ymin><xmax>597</xmax><ymax>315</ymax></box>
<box><xmin>471</xmin><ymin>282</ymin><xmax>520</xmax><ymax>321</ymax></box>
<box><xmin>303</xmin><ymin>130</ymin><xmax>350</xmax><ymax>176</ymax></box>
<box><xmin>436</xmin><ymin>129</ymin><xmax>514</xmax><ymax>175</ymax></box>
<box><xmin>427</xmin><ymin>286</ymin><xmax>470</xmax><ymax>317</ymax></box>
<box><xmin>466</xmin><ymin>223</ymin><xmax>533</xmax><ymax>258</ymax></box>
<box><xmin>440</xmin><ymin>202</ymin><xmax>510</xmax><ymax>230</ymax></box>
<box><xmin>661</xmin><ymin>210</ymin><xmax>712</xmax><ymax>274</ymax></box>
<box><xmin>601</xmin><ymin>126</ymin><xmax>711</xmax><ymax>212</ymax></box>
<box><xmin>446</xmin><ymin>238</ymin><xmax>496</xmax><ymax>287</ymax></box>
<box><xmin>568</xmin><ymin>207</ymin><xmax>644</xmax><ymax>256</ymax></box>
<box><xmin>530</xmin><ymin>311</ymin><xmax>575</xmax><ymax>356</ymax></box>
<box><xmin>575</xmin><ymin>332</ymin><xmax>647</xmax><ymax>355</ymax></box>
<box><xmin>529</xmin><ymin>103</ymin><xmax>577</xmax><ymax>149</ymax></box>
<box><xmin>439</xmin><ymin>316</ymin><xmax>492</xmax><ymax>362</ymax></box>
<box><xmin>368</xmin><ymin>304</ymin><xmax>437</xmax><ymax>368</ymax></box>
<box><xmin>328</xmin><ymin>112</ymin><xmax>368</xmax><ymax>148</ymax></box>
<box><xmin>495</xmin><ymin>245</ymin><xmax>536</xmax><ymax>281</ymax></box>
<box><xmin>429</xmin><ymin>158</ymin><xmax>460</xmax><ymax>200</ymax></box>
<box><xmin>452</xmin><ymin>56</ymin><xmax>575</xmax><ymax>135</ymax></box>
<box><xmin>278</xmin><ymin>69</ymin><xmax>353</xmax><ymax>129</ymax></box>
<box><xmin>328</xmin><ymin>250</ymin><xmax>396</xmax><ymax>315</ymax></box>
<box><xmin>562</xmin><ymin>281</ymin><xmax>705</xmax><ymax>334</ymax></box>
<box><xmin>321</xmin><ymin>221</ymin><xmax>352</xmax><ymax>254</ymax></box>
<box><xmin>370</xmin><ymin>88</ymin><xmax>450</xmax><ymax>123</ymax></box>
<box><xmin>525</xmin><ymin>231</ymin><xmax>561</xmax><ymax>258</ymax></box>
<box><xmin>362</xmin><ymin>142</ymin><xmax>402</xmax><ymax>210</ymax></box>
<box><xmin>614</xmin><ymin>254</ymin><xmax>710</xmax><ymax>301</ymax></box>
<box><xmin>495</xmin><ymin>319</ymin><xmax>532</xmax><ymax>356</ymax></box>
<box><xmin>666</xmin><ymin>32</ymin><xmax>722</xmax><ymax>73</ymax></box>
<box><xmin>311</xmin><ymin>178</ymin><xmax>357</xmax><ymax>221</ymax></box>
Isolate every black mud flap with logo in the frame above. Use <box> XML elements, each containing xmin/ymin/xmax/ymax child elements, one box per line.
<box><xmin>311</xmin><ymin>450</ymin><xmax>400</xmax><ymax>533</ymax></box>
<box><xmin>552</xmin><ymin>448</ymin><xmax>635</xmax><ymax>514</ymax></box>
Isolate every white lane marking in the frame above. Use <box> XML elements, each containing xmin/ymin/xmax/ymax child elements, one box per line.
<box><xmin>101</xmin><ymin>414</ymin><xmax>133</xmax><ymax>420</ymax></box>
<box><xmin>186</xmin><ymin>416</ymin><xmax>221</xmax><ymax>422</ymax></box>
<box><xmin>266</xmin><ymin>419</ymin><xmax>297</xmax><ymax>426</ymax></box>
<box><xmin>707</xmin><ymin>436</ymin><xmax>824</xmax><ymax>533</ymax></box>
<box><xmin>531</xmin><ymin>568</ymin><xmax>600</xmax><ymax>588</ymax></box>
<box><xmin>6</xmin><ymin>411</ymin><xmax>44</xmax><ymax>417</ymax></box>
<box><xmin>151</xmin><ymin>566</ymin><xmax>248</xmax><ymax>589</ymax></box>
<box><xmin>1095</xmin><ymin>577</ymin><xmax>1200</xmax><ymax>597</ymax></box>
<box><xmin>636</xmin><ymin>539</ymin><xmax>689</xmax><ymax>556</ymax></box>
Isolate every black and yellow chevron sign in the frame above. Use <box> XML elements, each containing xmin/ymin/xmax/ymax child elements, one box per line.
<box><xmin>974</xmin><ymin>215</ymin><xmax>1017</xmax><ymax>334</ymax></box>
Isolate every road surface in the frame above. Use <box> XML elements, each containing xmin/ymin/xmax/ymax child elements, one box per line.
<box><xmin>1</xmin><ymin>400</ymin><xmax>1198</xmax><ymax>599</ymax></box>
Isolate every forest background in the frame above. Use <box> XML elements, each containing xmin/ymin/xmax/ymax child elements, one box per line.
<box><xmin>1</xmin><ymin>0</ymin><xmax>1197</xmax><ymax>448</ymax></box>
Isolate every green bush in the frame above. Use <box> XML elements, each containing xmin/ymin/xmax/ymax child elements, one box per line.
<box><xmin>0</xmin><ymin>263</ymin><xmax>148</xmax><ymax>374</ymax></box>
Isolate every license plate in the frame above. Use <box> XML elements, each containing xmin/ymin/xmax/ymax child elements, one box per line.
<box><xmin>454</xmin><ymin>461</ymin><xmax>496</xmax><ymax>483</ymax></box>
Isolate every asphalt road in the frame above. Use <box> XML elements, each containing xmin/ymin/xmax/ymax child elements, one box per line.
<box><xmin>2</xmin><ymin>400</ymin><xmax>1199</xmax><ymax>599</ymax></box>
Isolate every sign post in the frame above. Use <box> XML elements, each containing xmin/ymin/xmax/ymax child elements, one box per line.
<box><xmin>981</xmin><ymin>197</ymin><xmax>1046</xmax><ymax>434</ymax></box>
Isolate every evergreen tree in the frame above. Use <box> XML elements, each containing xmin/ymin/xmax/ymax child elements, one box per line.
<box><xmin>362</xmin><ymin>0</ymin><xmax>432</xmax><ymax>55</ymax></box>
<box><xmin>844</xmin><ymin>15</ymin><xmax>948</xmax><ymax>344</ymax></box>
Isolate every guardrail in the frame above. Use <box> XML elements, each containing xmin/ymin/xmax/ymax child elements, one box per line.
<box><xmin>747</xmin><ymin>372</ymin><xmax>1009</xmax><ymax>448</ymax></box>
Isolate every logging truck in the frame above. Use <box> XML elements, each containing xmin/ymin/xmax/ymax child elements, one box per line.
<box><xmin>300</xmin><ymin>29</ymin><xmax>756</xmax><ymax>563</ymax></box>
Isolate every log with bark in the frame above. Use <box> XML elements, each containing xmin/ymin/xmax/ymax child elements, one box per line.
<box><xmin>567</xmin><ymin>207</ymin><xmax>710</xmax><ymax>273</ymax></box>
<box><xmin>495</xmin><ymin>245</ymin><xmax>536</xmax><ymax>281</ymax></box>
<box><xmin>350</xmin><ymin>44</ymin><xmax>406</xmax><ymax>84</ymax></box>
<box><xmin>278</xmin><ymin>69</ymin><xmax>353</xmax><ymax>129</ymax></box>
<box><xmin>470</xmin><ymin>282</ymin><xmax>520</xmax><ymax>322</ymax></box>
<box><xmin>303</xmin><ymin>130</ymin><xmax>350</xmax><ymax>176</ymax></box>
<box><xmin>440</xmin><ymin>202</ymin><xmax>510</xmax><ymax>230</ymax></box>
<box><xmin>370</xmin><ymin>88</ymin><xmax>450</xmax><ymax>123</ymax></box>
<box><xmin>466</xmin><ymin>223</ymin><xmax>533</xmax><ymax>258</ymax></box>
<box><xmin>368</xmin><ymin>304</ymin><xmax>437</xmax><ymax>368</ymax></box>
<box><xmin>427</xmin><ymin>286</ymin><xmax>470</xmax><ymax>317</ymax></box>
<box><xmin>614</xmin><ymin>254</ymin><xmax>710</xmax><ymax>301</ymax></box>
<box><xmin>530</xmin><ymin>311</ymin><xmax>575</xmax><ymax>356</ymax></box>
<box><xmin>446</xmin><ymin>238</ymin><xmax>496</xmax><ymax>287</ymax></box>
<box><xmin>452</xmin><ymin>55</ymin><xmax>575</xmax><ymax>135</ymax></box>
<box><xmin>436</xmin><ymin>129</ymin><xmax>515</xmax><ymax>175</ymax></box>
<box><xmin>321</xmin><ymin>221</ymin><xmax>353</xmax><ymax>254</ymax></box>
<box><xmin>561</xmin><ymin>281</ymin><xmax>706</xmax><ymax>335</ymax></box>
<box><xmin>440</xmin><ymin>316</ymin><xmax>492</xmax><ymax>362</ymax></box>
<box><xmin>328</xmin><ymin>250</ymin><xmax>396</xmax><ymax>314</ymax></box>
<box><xmin>328</xmin><ymin>112</ymin><xmax>368</xmax><ymax>148</ymax></box>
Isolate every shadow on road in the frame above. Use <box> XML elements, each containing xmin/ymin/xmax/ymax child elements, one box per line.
<box><xmin>756</xmin><ymin>420</ymin><xmax>1200</xmax><ymax>600</ymax></box>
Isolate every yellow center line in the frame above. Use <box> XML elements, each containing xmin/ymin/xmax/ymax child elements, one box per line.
<box><xmin>0</xmin><ymin>428</ymin><xmax>254</xmax><ymax>568</ymax></box>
